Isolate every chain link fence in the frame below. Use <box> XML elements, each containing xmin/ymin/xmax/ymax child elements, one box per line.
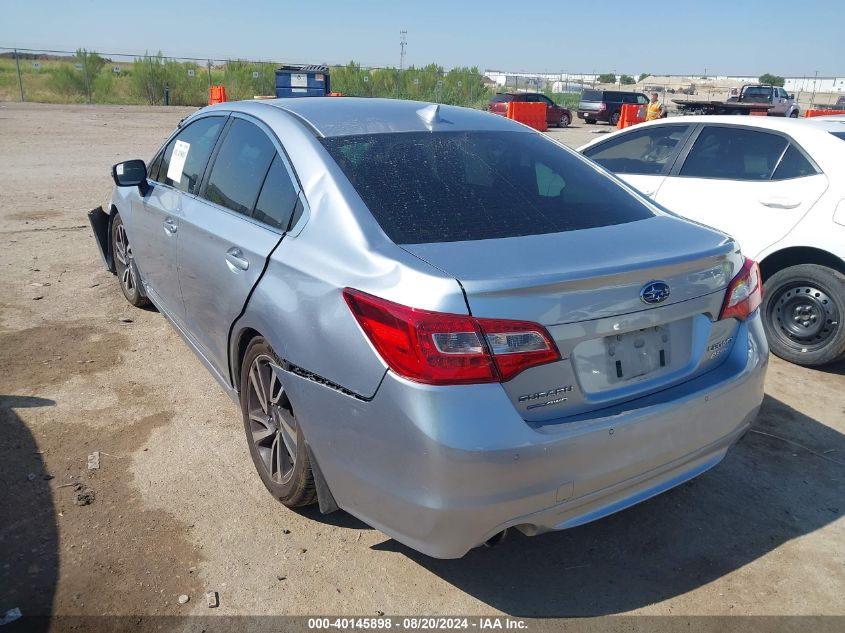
<box><xmin>0</xmin><ymin>48</ymin><xmax>495</xmax><ymax>109</ymax></box>
<box><xmin>2</xmin><ymin>48</ymin><xmax>842</xmax><ymax>113</ymax></box>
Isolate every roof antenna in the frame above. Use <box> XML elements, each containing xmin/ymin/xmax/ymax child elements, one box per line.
<box><xmin>416</xmin><ymin>103</ymin><xmax>442</xmax><ymax>127</ymax></box>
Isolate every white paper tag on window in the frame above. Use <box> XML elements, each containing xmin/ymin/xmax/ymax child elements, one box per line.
<box><xmin>167</xmin><ymin>140</ymin><xmax>190</xmax><ymax>183</ymax></box>
<box><xmin>116</xmin><ymin>163</ymin><xmax>124</xmax><ymax>176</ymax></box>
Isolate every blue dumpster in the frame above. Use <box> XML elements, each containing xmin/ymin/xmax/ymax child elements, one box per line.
<box><xmin>275</xmin><ymin>64</ymin><xmax>331</xmax><ymax>98</ymax></box>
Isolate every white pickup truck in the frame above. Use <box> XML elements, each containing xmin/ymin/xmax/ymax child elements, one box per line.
<box><xmin>674</xmin><ymin>84</ymin><xmax>800</xmax><ymax>117</ymax></box>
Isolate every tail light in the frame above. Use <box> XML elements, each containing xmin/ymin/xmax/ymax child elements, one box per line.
<box><xmin>343</xmin><ymin>288</ymin><xmax>560</xmax><ymax>385</ymax></box>
<box><xmin>719</xmin><ymin>258</ymin><xmax>763</xmax><ymax>321</ymax></box>
<box><xmin>598</xmin><ymin>102</ymin><xmax>607</xmax><ymax>112</ymax></box>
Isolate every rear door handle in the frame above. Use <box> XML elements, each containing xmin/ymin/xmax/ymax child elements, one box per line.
<box><xmin>225</xmin><ymin>247</ymin><xmax>249</xmax><ymax>271</ymax></box>
<box><xmin>759</xmin><ymin>197</ymin><xmax>801</xmax><ymax>209</ymax></box>
<box><xmin>639</xmin><ymin>189</ymin><xmax>656</xmax><ymax>197</ymax></box>
<box><xmin>163</xmin><ymin>217</ymin><xmax>178</xmax><ymax>234</ymax></box>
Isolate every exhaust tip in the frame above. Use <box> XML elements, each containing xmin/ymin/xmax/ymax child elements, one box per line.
<box><xmin>483</xmin><ymin>528</ymin><xmax>509</xmax><ymax>548</ymax></box>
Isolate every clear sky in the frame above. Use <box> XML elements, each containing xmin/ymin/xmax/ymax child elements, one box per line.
<box><xmin>2</xmin><ymin>0</ymin><xmax>842</xmax><ymax>76</ymax></box>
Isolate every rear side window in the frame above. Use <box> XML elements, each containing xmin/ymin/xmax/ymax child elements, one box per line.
<box><xmin>158</xmin><ymin>117</ymin><xmax>225</xmax><ymax>194</ymax></box>
<box><xmin>204</xmin><ymin>119</ymin><xmax>276</xmax><ymax>215</ymax></box>
<box><xmin>584</xmin><ymin>125</ymin><xmax>690</xmax><ymax>175</ymax></box>
<box><xmin>828</xmin><ymin>132</ymin><xmax>845</xmax><ymax>141</ymax></box>
<box><xmin>490</xmin><ymin>94</ymin><xmax>513</xmax><ymax>103</ymax></box>
<box><xmin>680</xmin><ymin>126</ymin><xmax>788</xmax><ymax>180</ymax></box>
<box><xmin>772</xmin><ymin>144</ymin><xmax>818</xmax><ymax>180</ymax></box>
<box><xmin>581</xmin><ymin>90</ymin><xmax>602</xmax><ymax>101</ymax></box>
<box><xmin>321</xmin><ymin>131</ymin><xmax>654</xmax><ymax>244</ymax></box>
<box><xmin>253</xmin><ymin>154</ymin><xmax>299</xmax><ymax>230</ymax></box>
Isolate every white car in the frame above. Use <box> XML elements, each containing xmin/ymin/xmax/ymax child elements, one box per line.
<box><xmin>579</xmin><ymin>115</ymin><xmax>845</xmax><ymax>367</ymax></box>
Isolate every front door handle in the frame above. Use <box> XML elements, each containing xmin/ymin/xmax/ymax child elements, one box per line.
<box><xmin>759</xmin><ymin>197</ymin><xmax>801</xmax><ymax>209</ymax></box>
<box><xmin>163</xmin><ymin>217</ymin><xmax>178</xmax><ymax>234</ymax></box>
<box><xmin>225</xmin><ymin>247</ymin><xmax>249</xmax><ymax>272</ymax></box>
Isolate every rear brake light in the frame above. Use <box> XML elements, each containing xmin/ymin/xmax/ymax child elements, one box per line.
<box><xmin>719</xmin><ymin>258</ymin><xmax>763</xmax><ymax>321</ymax></box>
<box><xmin>343</xmin><ymin>289</ymin><xmax>560</xmax><ymax>385</ymax></box>
<box><xmin>599</xmin><ymin>102</ymin><xmax>607</xmax><ymax>112</ymax></box>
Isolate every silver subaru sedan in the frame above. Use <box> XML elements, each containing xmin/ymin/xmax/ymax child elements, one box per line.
<box><xmin>89</xmin><ymin>97</ymin><xmax>767</xmax><ymax>558</ymax></box>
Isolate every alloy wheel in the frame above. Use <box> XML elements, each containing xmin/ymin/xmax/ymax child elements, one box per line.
<box><xmin>114</xmin><ymin>223</ymin><xmax>137</xmax><ymax>294</ymax></box>
<box><xmin>246</xmin><ymin>354</ymin><xmax>298</xmax><ymax>484</ymax></box>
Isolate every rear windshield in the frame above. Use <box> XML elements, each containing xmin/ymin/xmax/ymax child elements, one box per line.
<box><xmin>742</xmin><ymin>87</ymin><xmax>773</xmax><ymax>102</ymax></box>
<box><xmin>321</xmin><ymin>131</ymin><xmax>654</xmax><ymax>244</ymax></box>
<box><xmin>581</xmin><ymin>90</ymin><xmax>603</xmax><ymax>101</ymax></box>
<box><xmin>490</xmin><ymin>94</ymin><xmax>513</xmax><ymax>103</ymax></box>
<box><xmin>830</xmin><ymin>132</ymin><xmax>845</xmax><ymax>141</ymax></box>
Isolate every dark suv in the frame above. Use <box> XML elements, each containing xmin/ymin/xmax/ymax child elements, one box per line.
<box><xmin>577</xmin><ymin>90</ymin><xmax>649</xmax><ymax>126</ymax></box>
<box><xmin>488</xmin><ymin>92</ymin><xmax>573</xmax><ymax>128</ymax></box>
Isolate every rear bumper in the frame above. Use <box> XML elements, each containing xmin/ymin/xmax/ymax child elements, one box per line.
<box><xmin>279</xmin><ymin>313</ymin><xmax>768</xmax><ymax>559</ymax></box>
<box><xmin>578</xmin><ymin>110</ymin><xmax>607</xmax><ymax>121</ymax></box>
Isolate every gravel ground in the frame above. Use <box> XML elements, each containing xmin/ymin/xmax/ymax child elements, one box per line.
<box><xmin>1</xmin><ymin>102</ymin><xmax>843</xmax><ymax>620</ymax></box>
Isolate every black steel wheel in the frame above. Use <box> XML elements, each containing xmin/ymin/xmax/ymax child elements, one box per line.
<box><xmin>240</xmin><ymin>337</ymin><xmax>316</xmax><ymax>507</ymax></box>
<box><xmin>762</xmin><ymin>264</ymin><xmax>845</xmax><ymax>366</ymax></box>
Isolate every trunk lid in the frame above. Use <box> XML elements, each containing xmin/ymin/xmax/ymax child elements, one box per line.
<box><xmin>403</xmin><ymin>215</ymin><xmax>745</xmax><ymax>422</ymax></box>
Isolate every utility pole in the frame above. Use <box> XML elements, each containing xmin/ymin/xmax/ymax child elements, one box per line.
<box><xmin>398</xmin><ymin>30</ymin><xmax>407</xmax><ymax>99</ymax></box>
<box><xmin>810</xmin><ymin>70</ymin><xmax>819</xmax><ymax>107</ymax></box>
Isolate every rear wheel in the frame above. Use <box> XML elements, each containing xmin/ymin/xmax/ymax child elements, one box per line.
<box><xmin>558</xmin><ymin>113</ymin><xmax>570</xmax><ymax>128</ymax></box>
<box><xmin>240</xmin><ymin>337</ymin><xmax>316</xmax><ymax>507</ymax></box>
<box><xmin>585</xmin><ymin>119</ymin><xmax>596</xmax><ymax>125</ymax></box>
<box><xmin>609</xmin><ymin>111</ymin><xmax>621</xmax><ymax>126</ymax></box>
<box><xmin>761</xmin><ymin>264</ymin><xmax>845</xmax><ymax>366</ymax></box>
<box><xmin>111</xmin><ymin>213</ymin><xmax>149</xmax><ymax>308</ymax></box>
<box><xmin>789</xmin><ymin>110</ymin><xmax>799</xmax><ymax>118</ymax></box>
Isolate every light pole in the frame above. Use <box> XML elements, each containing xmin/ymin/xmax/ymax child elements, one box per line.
<box><xmin>810</xmin><ymin>70</ymin><xmax>819</xmax><ymax>107</ymax></box>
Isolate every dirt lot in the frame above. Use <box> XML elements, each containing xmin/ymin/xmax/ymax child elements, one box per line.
<box><xmin>1</xmin><ymin>102</ymin><xmax>844</xmax><ymax>620</ymax></box>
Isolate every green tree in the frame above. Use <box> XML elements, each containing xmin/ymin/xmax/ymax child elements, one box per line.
<box><xmin>49</xmin><ymin>48</ymin><xmax>106</xmax><ymax>102</ymax></box>
<box><xmin>638</xmin><ymin>73</ymin><xmax>651</xmax><ymax>82</ymax></box>
<box><xmin>597</xmin><ymin>73</ymin><xmax>617</xmax><ymax>84</ymax></box>
<box><xmin>620</xmin><ymin>74</ymin><xmax>635</xmax><ymax>85</ymax></box>
<box><xmin>759</xmin><ymin>73</ymin><xmax>785</xmax><ymax>87</ymax></box>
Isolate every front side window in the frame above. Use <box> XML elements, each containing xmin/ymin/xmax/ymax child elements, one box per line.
<box><xmin>157</xmin><ymin>117</ymin><xmax>225</xmax><ymax>194</ymax></box>
<box><xmin>584</xmin><ymin>125</ymin><xmax>690</xmax><ymax>175</ymax></box>
<box><xmin>637</xmin><ymin>94</ymin><xmax>649</xmax><ymax>104</ymax></box>
<box><xmin>321</xmin><ymin>131</ymin><xmax>654</xmax><ymax>244</ymax></box>
<box><xmin>680</xmin><ymin>126</ymin><xmax>788</xmax><ymax>180</ymax></box>
<box><xmin>204</xmin><ymin>119</ymin><xmax>276</xmax><ymax>215</ymax></box>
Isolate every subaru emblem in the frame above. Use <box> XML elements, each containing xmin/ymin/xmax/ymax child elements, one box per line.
<box><xmin>640</xmin><ymin>281</ymin><xmax>671</xmax><ymax>305</ymax></box>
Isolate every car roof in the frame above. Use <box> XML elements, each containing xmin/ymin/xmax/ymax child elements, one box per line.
<box><xmin>228</xmin><ymin>97</ymin><xmax>523</xmax><ymax>137</ymax></box>
<box><xmin>577</xmin><ymin>114</ymin><xmax>841</xmax><ymax>151</ymax></box>
<box><xmin>802</xmin><ymin>115</ymin><xmax>845</xmax><ymax>131</ymax></box>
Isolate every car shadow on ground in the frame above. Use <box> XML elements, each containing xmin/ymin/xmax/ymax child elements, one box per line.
<box><xmin>373</xmin><ymin>394</ymin><xmax>845</xmax><ymax>616</ymax></box>
<box><xmin>0</xmin><ymin>395</ymin><xmax>58</xmax><ymax>629</ymax></box>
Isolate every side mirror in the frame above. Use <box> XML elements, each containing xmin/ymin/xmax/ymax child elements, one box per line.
<box><xmin>789</xmin><ymin>94</ymin><xmax>795</xmax><ymax>100</ymax></box>
<box><xmin>112</xmin><ymin>159</ymin><xmax>149</xmax><ymax>194</ymax></box>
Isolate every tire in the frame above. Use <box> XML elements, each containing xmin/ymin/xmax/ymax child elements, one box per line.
<box><xmin>585</xmin><ymin>119</ymin><xmax>596</xmax><ymax>125</ymax></box>
<box><xmin>240</xmin><ymin>337</ymin><xmax>317</xmax><ymax>507</ymax></box>
<box><xmin>111</xmin><ymin>213</ymin><xmax>150</xmax><ymax>308</ymax></box>
<box><xmin>789</xmin><ymin>110</ymin><xmax>799</xmax><ymax>118</ymax></box>
<box><xmin>609</xmin><ymin>111</ymin><xmax>621</xmax><ymax>126</ymax></box>
<box><xmin>558</xmin><ymin>114</ymin><xmax>570</xmax><ymax>128</ymax></box>
<box><xmin>761</xmin><ymin>264</ymin><xmax>845</xmax><ymax>366</ymax></box>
